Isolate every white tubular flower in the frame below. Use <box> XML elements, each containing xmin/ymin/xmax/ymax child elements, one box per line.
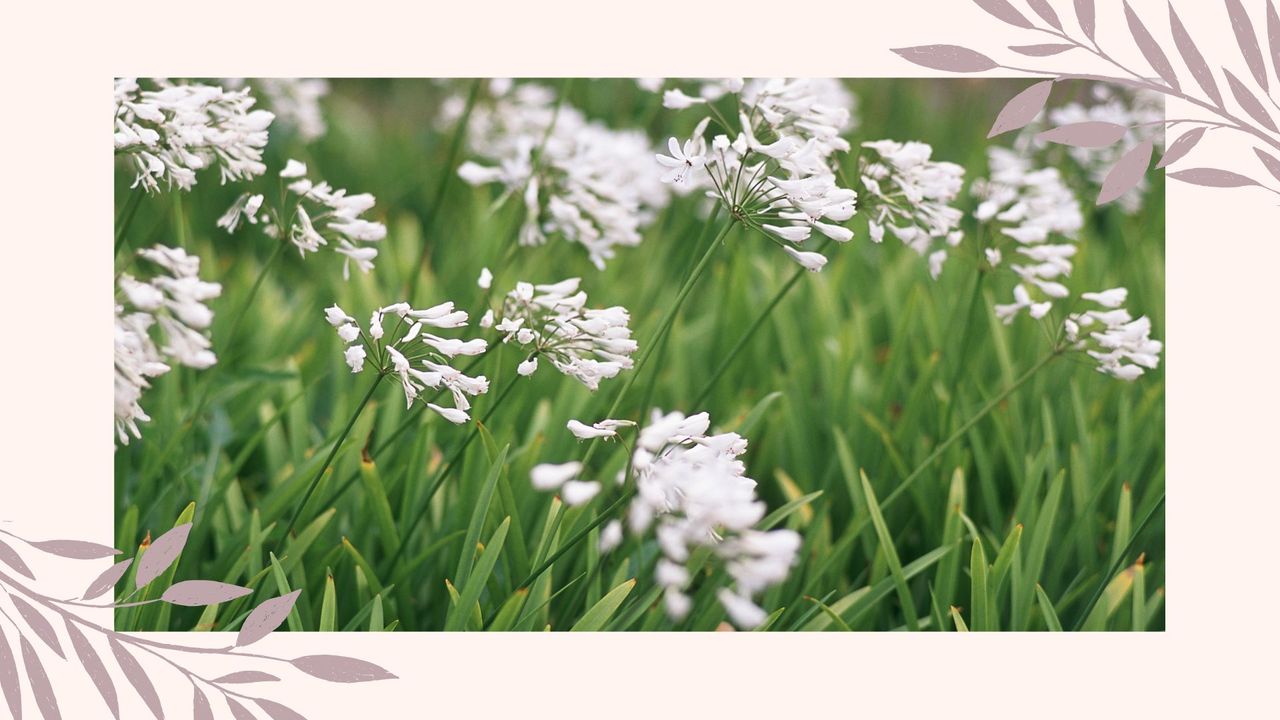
<box><xmin>859</xmin><ymin>139</ymin><xmax>965</xmax><ymax>275</ymax></box>
<box><xmin>598</xmin><ymin>519</ymin><xmax>624</xmax><ymax>553</ymax></box>
<box><xmin>456</xmin><ymin>83</ymin><xmax>671</xmax><ymax>269</ymax></box>
<box><xmin>1065</xmin><ymin>289</ymin><xmax>1163</xmax><ymax>381</ymax></box>
<box><xmin>114</xmin><ymin>78</ymin><xmax>273</xmax><ymax>193</ymax></box>
<box><xmin>488</xmin><ymin>278</ymin><xmax>637</xmax><ymax>390</ymax></box>
<box><xmin>327</xmin><ymin>300</ymin><xmax>488</xmax><ymax>423</ymax></box>
<box><xmin>114</xmin><ymin>245</ymin><xmax>222</xmax><ymax>445</ymax></box>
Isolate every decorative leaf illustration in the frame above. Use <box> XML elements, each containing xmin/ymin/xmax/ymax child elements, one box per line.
<box><xmin>1098</xmin><ymin>139</ymin><xmax>1154</xmax><ymax>205</ymax></box>
<box><xmin>973</xmin><ymin>0</ymin><xmax>1033</xmax><ymax>29</ymax></box>
<box><xmin>1227</xmin><ymin>0</ymin><xmax>1269</xmax><ymax>91</ymax></box>
<box><xmin>135</xmin><ymin>522</ymin><xmax>191</xmax><ymax>589</ymax></box>
<box><xmin>1037</xmin><ymin>121</ymin><xmax>1128</xmax><ymax>147</ymax></box>
<box><xmin>988</xmin><ymin>80</ymin><xmax>1054</xmax><ymax>138</ymax></box>
<box><xmin>65</xmin><ymin>619</ymin><xmax>120</xmax><ymax>719</ymax></box>
<box><xmin>891</xmin><ymin>45</ymin><xmax>998</xmax><ymax>72</ymax></box>
<box><xmin>161</xmin><ymin>580</ymin><xmax>253</xmax><ymax>607</ymax></box>
<box><xmin>10</xmin><ymin>595</ymin><xmax>64</xmax><ymax>659</ymax></box>
<box><xmin>1027</xmin><ymin>0</ymin><xmax>1062</xmax><ymax>30</ymax></box>
<box><xmin>0</xmin><ymin>540</ymin><xmax>35</xmax><ymax>580</ymax></box>
<box><xmin>29</xmin><ymin>539</ymin><xmax>121</xmax><ymax>560</ymax></box>
<box><xmin>1224</xmin><ymin>69</ymin><xmax>1279</xmax><ymax>132</ymax></box>
<box><xmin>1075</xmin><ymin>0</ymin><xmax>1096</xmax><ymax>41</ymax></box>
<box><xmin>227</xmin><ymin>698</ymin><xmax>259</xmax><ymax>720</ymax></box>
<box><xmin>1168</xmin><ymin>167</ymin><xmax>1260</xmax><ymax>187</ymax></box>
<box><xmin>237</xmin><ymin>589</ymin><xmax>301</xmax><ymax>647</ymax></box>
<box><xmin>1269</xmin><ymin>1</ymin><xmax>1280</xmax><ymax>88</ymax></box>
<box><xmin>109</xmin><ymin>636</ymin><xmax>164</xmax><ymax>720</ymax></box>
<box><xmin>0</xmin><ymin>623</ymin><xmax>21</xmax><ymax>719</ymax></box>
<box><xmin>1169</xmin><ymin>4</ymin><xmax>1224</xmax><ymax>107</ymax></box>
<box><xmin>257</xmin><ymin>698</ymin><xmax>309</xmax><ymax>720</ymax></box>
<box><xmin>21</xmin><ymin>636</ymin><xmax>61</xmax><ymax>720</ymax></box>
<box><xmin>1009</xmin><ymin>43</ymin><xmax>1076</xmax><ymax>56</ymax></box>
<box><xmin>1124</xmin><ymin>1</ymin><xmax>1180</xmax><ymax>91</ymax></box>
<box><xmin>214</xmin><ymin>670</ymin><xmax>281</xmax><ymax>684</ymax></box>
<box><xmin>1254</xmin><ymin>147</ymin><xmax>1280</xmax><ymax>183</ymax></box>
<box><xmin>1156</xmin><ymin>126</ymin><xmax>1207</xmax><ymax>168</ymax></box>
<box><xmin>291</xmin><ymin>655</ymin><xmax>397</xmax><ymax>683</ymax></box>
<box><xmin>193</xmin><ymin>688</ymin><xmax>214</xmax><ymax>720</ymax></box>
<box><xmin>82</xmin><ymin>558</ymin><xmax>133</xmax><ymax>600</ymax></box>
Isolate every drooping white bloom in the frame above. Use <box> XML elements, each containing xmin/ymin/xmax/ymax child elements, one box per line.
<box><xmin>114</xmin><ymin>245</ymin><xmax>222</xmax><ymax>445</ymax></box>
<box><xmin>327</xmin><ymin>300</ymin><xmax>488</xmax><ymax>423</ymax></box>
<box><xmin>114</xmin><ymin>78</ymin><xmax>273</xmax><ymax>193</ymax></box>
<box><xmin>477</xmin><ymin>267</ymin><xmax>493</xmax><ymax>289</ymax></box>
<box><xmin>655</xmin><ymin>134</ymin><xmax>707</xmax><ymax>186</ymax></box>
<box><xmin>1064</xmin><ymin>289</ymin><xmax>1163</xmax><ymax>381</ymax></box>
<box><xmin>598</xmin><ymin>519</ymin><xmax>624</xmax><ymax>553</ymax></box>
<box><xmin>859</xmin><ymin>139</ymin><xmax>965</xmax><ymax>275</ymax></box>
<box><xmin>566</xmin><ymin>417</ymin><xmax>634</xmax><ymax>439</ymax></box>
<box><xmin>487</xmin><ymin>278</ymin><xmax>637</xmax><ymax>390</ymax></box>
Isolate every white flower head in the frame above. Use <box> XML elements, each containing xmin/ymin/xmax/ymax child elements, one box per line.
<box><xmin>1065</xmin><ymin>288</ymin><xmax>1162</xmax><ymax>381</ymax></box>
<box><xmin>860</xmin><ymin>139</ymin><xmax>965</xmax><ymax>275</ymax></box>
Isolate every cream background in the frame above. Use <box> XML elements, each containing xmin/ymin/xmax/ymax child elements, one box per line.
<box><xmin>2</xmin><ymin>0</ymin><xmax>1276</xmax><ymax>716</ymax></box>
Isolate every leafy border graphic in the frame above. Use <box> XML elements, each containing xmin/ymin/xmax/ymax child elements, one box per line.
<box><xmin>894</xmin><ymin>0</ymin><xmax>1280</xmax><ymax>203</ymax></box>
<box><xmin>0</xmin><ymin>523</ymin><xmax>395</xmax><ymax>719</ymax></box>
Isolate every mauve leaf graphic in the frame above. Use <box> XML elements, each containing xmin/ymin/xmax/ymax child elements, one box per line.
<box><xmin>1224</xmin><ymin>69</ymin><xmax>1279</xmax><ymax>132</ymax></box>
<box><xmin>1075</xmin><ymin>0</ymin><xmax>1096</xmax><ymax>41</ymax></box>
<box><xmin>256</xmin><ymin>698</ymin><xmax>309</xmax><ymax>720</ymax></box>
<box><xmin>82</xmin><ymin>558</ymin><xmax>133</xmax><ymax>600</ymax></box>
<box><xmin>1168</xmin><ymin>167</ymin><xmax>1259</xmax><ymax>187</ymax></box>
<box><xmin>1227</xmin><ymin>0</ymin><xmax>1269</xmax><ymax>91</ymax></box>
<box><xmin>161</xmin><ymin>580</ymin><xmax>253</xmax><ymax>607</ymax></box>
<box><xmin>989</xmin><ymin>80</ymin><xmax>1054</xmax><ymax>138</ymax></box>
<box><xmin>30</xmin><ymin>539</ymin><xmax>121</xmax><ymax>560</ymax></box>
<box><xmin>1098</xmin><ymin>139</ymin><xmax>1154</xmax><ymax>205</ymax></box>
<box><xmin>193</xmin><ymin>688</ymin><xmax>214</xmax><ymax>720</ymax></box>
<box><xmin>135</xmin><ymin>522</ymin><xmax>191</xmax><ymax>589</ymax></box>
<box><xmin>1009</xmin><ymin>43</ymin><xmax>1076</xmax><ymax>57</ymax></box>
<box><xmin>10</xmin><ymin>595</ymin><xmax>64</xmax><ymax>659</ymax></box>
<box><xmin>291</xmin><ymin>655</ymin><xmax>397</xmax><ymax>683</ymax></box>
<box><xmin>227</xmin><ymin>698</ymin><xmax>259</xmax><ymax>720</ymax></box>
<box><xmin>1169</xmin><ymin>4</ymin><xmax>1223</xmax><ymax>107</ymax></box>
<box><xmin>108</xmin><ymin>636</ymin><xmax>164</xmax><ymax>719</ymax></box>
<box><xmin>1037</xmin><ymin>121</ymin><xmax>1128</xmax><ymax>147</ymax></box>
<box><xmin>0</xmin><ymin>623</ymin><xmax>21</xmax><ymax>719</ymax></box>
<box><xmin>1124</xmin><ymin>1</ymin><xmax>1180</xmax><ymax>91</ymax></box>
<box><xmin>973</xmin><ymin>0</ymin><xmax>1033</xmax><ymax>28</ymax></box>
<box><xmin>20</xmin><ymin>636</ymin><xmax>60</xmax><ymax>720</ymax></box>
<box><xmin>1268</xmin><ymin>1</ymin><xmax>1280</xmax><ymax>88</ymax></box>
<box><xmin>1254</xmin><ymin>147</ymin><xmax>1280</xmax><ymax>183</ymax></box>
<box><xmin>214</xmin><ymin>670</ymin><xmax>281</xmax><ymax>684</ymax></box>
<box><xmin>237</xmin><ymin>589</ymin><xmax>301</xmax><ymax>647</ymax></box>
<box><xmin>892</xmin><ymin>45</ymin><xmax>998</xmax><ymax>73</ymax></box>
<box><xmin>0</xmin><ymin>539</ymin><xmax>35</xmax><ymax>580</ymax></box>
<box><xmin>1027</xmin><ymin>0</ymin><xmax>1062</xmax><ymax>29</ymax></box>
<box><xmin>65</xmin><ymin>619</ymin><xmax>120</xmax><ymax>719</ymax></box>
<box><xmin>1156</xmin><ymin>126</ymin><xmax>1206</xmax><ymax>168</ymax></box>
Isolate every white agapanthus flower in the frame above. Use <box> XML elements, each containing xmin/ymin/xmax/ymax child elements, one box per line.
<box><xmin>327</xmin><ymin>301</ymin><xmax>488</xmax><ymax>423</ymax></box>
<box><xmin>114</xmin><ymin>245</ymin><xmax>223</xmax><ymax>445</ymax></box>
<box><xmin>114</xmin><ymin>78</ymin><xmax>273</xmax><ymax>193</ymax></box>
<box><xmin>256</xmin><ymin>79</ymin><xmax>330</xmax><ymax>142</ymax></box>
<box><xmin>531</xmin><ymin>409</ymin><xmax>801</xmax><ymax>628</ymax></box>
<box><xmin>456</xmin><ymin>83</ymin><xmax>671</xmax><ymax>269</ymax></box>
<box><xmin>481</xmin><ymin>278</ymin><xmax>637</xmax><ymax>391</ymax></box>
<box><xmin>859</xmin><ymin>139</ymin><xmax>966</xmax><ymax>278</ymax></box>
<box><xmin>1064</xmin><ymin>289</ymin><xmax>1163</xmax><ymax>381</ymax></box>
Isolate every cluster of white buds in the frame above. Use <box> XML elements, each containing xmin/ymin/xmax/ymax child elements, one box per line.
<box><xmin>325</xmin><ymin>301</ymin><xmax>488</xmax><ymax>423</ymax></box>
<box><xmin>859</xmin><ymin>140</ymin><xmax>965</xmax><ymax>279</ymax></box>
<box><xmin>481</xmin><ymin>278</ymin><xmax>637</xmax><ymax>390</ymax></box>
<box><xmin>656</xmin><ymin>78</ymin><xmax>860</xmax><ymax>273</ymax></box>
<box><xmin>114</xmin><ymin>78</ymin><xmax>273</xmax><ymax>193</ymax></box>
<box><xmin>975</xmin><ymin>148</ymin><xmax>1084</xmax><ymax>323</ymax></box>
<box><xmin>1064</xmin><ymin>289</ymin><xmax>1163</xmax><ymax>381</ymax></box>
<box><xmin>254</xmin><ymin>79</ymin><xmax>330</xmax><ymax>142</ymax></box>
<box><xmin>457</xmin><ymin>84</ymin><xmax>671</xmax><ymax>269</ymax></box>
<box><xmin>114</xmin><ymin>245</ymin><xmax>223</xmax><ymax>444</ymax></box>
<box><xmin>531</xmin><ymin>410</ymin><xmax>800</xmax><ymax>628</ymax></box>
<box><xmin>222</xmin><ymin>159</ymin><xmax>386</xmax><ymax>279</ymax></box>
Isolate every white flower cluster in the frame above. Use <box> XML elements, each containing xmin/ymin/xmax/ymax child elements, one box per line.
<box><xmin>114</xmin><ymin>246</ymin><xmax>223</xmax><ymax>444</ymax></box>
<box><xmin>457</xmin><ymin>84</ymin><xmax>671</xmax><ymax>270</ymax></box>
<box><xmin>257</xmin><ymin>79</ymin><xmax>330</xmax><ymax>142</ymax></box>
<box><xmin>481</xmin><ymin>278</ymin><xmax>637</xmax><ymax>390</ymax></box>
<box><xmin>1064</xmin><ymin>288</ymin><xmax>1163</xmax><ymax>381</ymax></box>
<box><xmin>859</xmin><ymin>139</ymin><xmax>966</xmax><ymax>279</ymax></box>
<box><xmin>656</xmin><ymin>78</ymin><xmax>860</xmax><ymax>273</ymax></box>
<box><xmin>531</xmin><ymin>410</ymin><xmax>801</xmax><ymax>629</ymax></box>
<box><xmin>224</xmin><ymin>159</ymin><xmax>386</xmax><ymax>279</ymax></box>
<box><xmin>114</xmin><ymin>78</ymin><xmax>273</xmax><ymax>193</ymax></box>
<box><xmin>326</xmin><ymin>301</ymin><xmax>488</xmax><ymax>423</ymax></box>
